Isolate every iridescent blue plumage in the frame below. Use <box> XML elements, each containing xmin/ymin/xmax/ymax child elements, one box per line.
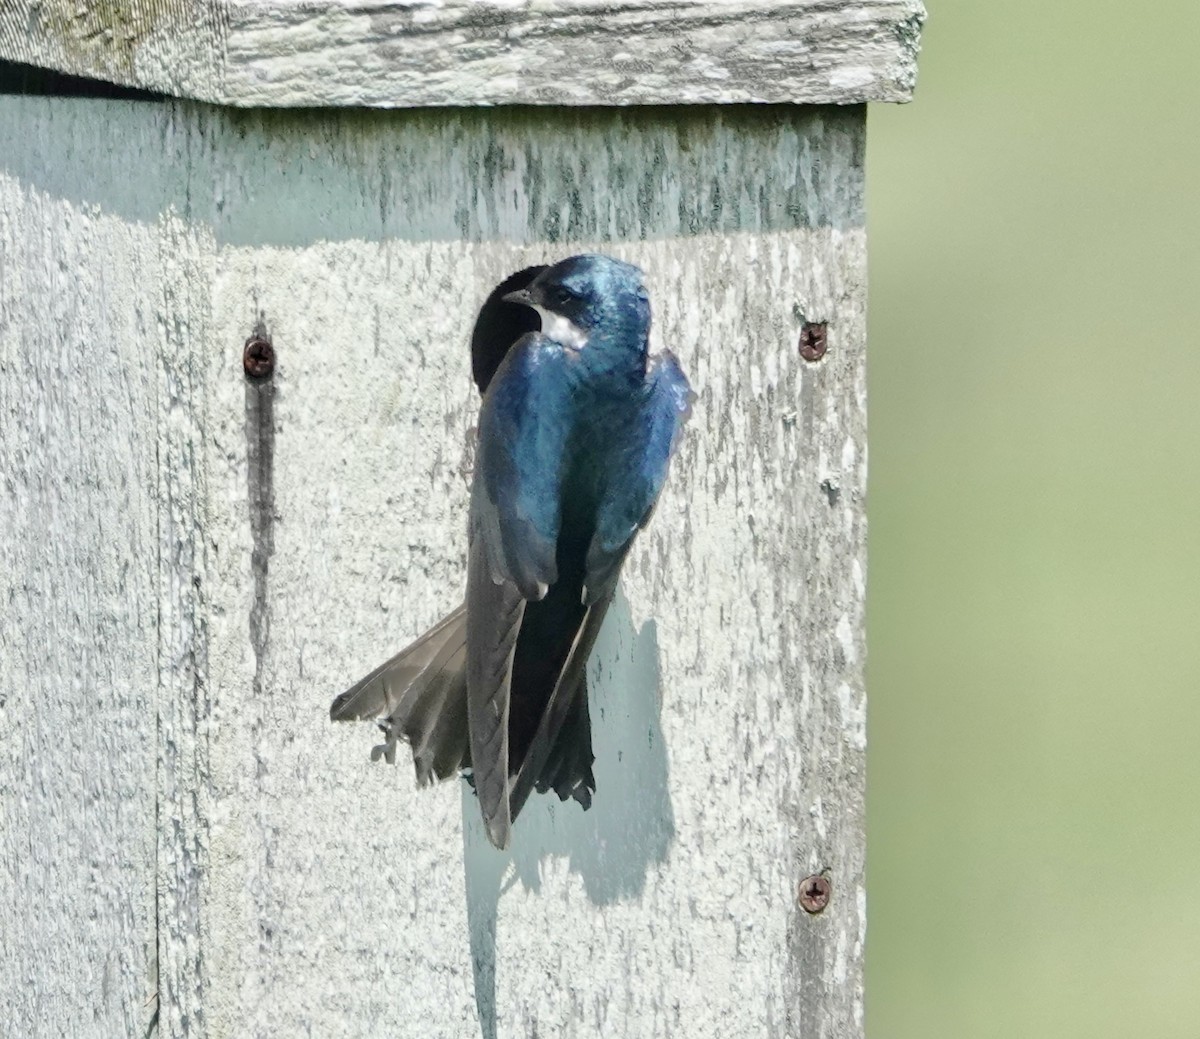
<box><xmin>332</xmin><ymin>255</ymin><xmax>692</xmax><ymax>850</ymax></box>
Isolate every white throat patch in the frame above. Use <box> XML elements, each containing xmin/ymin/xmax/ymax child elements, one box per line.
<box><xmin>534</xmin><ymin>306</ymin><xmax>588</xmax><ymax>350</ymax></box>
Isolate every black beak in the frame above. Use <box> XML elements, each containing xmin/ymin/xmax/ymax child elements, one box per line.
<box><xmin>502</xmin><ymin>287</ymin><xmax>536</xmax><ymax>307</ymax></box>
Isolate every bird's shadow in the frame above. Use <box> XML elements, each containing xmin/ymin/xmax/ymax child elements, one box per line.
<box><xmin>461</xmin><ymin>588</ymin><xmax>675</xmax><ymax>1038</ymax></box>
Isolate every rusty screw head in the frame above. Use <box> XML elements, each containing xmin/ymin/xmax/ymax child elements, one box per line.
<box><xmin>798</xmin><ymin>875</ymin><xmax>832</xmax><ymax>914</ymax></box>
<box><xmin>798</xmin><ymin>322</ymin><xmax>828</xmax><ymax>363</ymax></box>
<box><xmin>243</xmin><ymin>336</ymin><xmax>275</xmax><ymax>379</ymax></box>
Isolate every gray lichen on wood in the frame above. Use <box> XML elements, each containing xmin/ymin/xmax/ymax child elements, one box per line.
<box><xmin>0</xmin><ymin>0</ymin><xmax>923</xmax><ymax>107</ymax></box>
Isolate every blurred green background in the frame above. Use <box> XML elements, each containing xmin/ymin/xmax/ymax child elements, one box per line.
<box><xmin>867</xmin><ymin>2</ymin><xmax>1200</xmax><ymax>1036</ymax></box>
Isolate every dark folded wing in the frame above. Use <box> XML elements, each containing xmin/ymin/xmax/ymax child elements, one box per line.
<box><xmin>466</xmin><ymin>530</ymin><xmax>526</xmax><ymax>849</ymax></box>
<box><xmin>533</xmin><ymin>679</ymin><xmax>596</xmax><ymax>808</ymax></box>
<box><xmin>505</xmin><ymin>351</ymin><xmax>692</xmax><ymax>818</ymax></box>
<box><xmin>467</xmin><ymin>331</ymin><xmax>574</xmax><ymax>849</ymax></box>
<box><xmin>507</xmin><ymin>573</ymin><xmax>621</xmax><ymax>824</ymax></box>
<box><xmin>472</xmin><ymin>332</ymin><xmax>573</xmax><ymax>599</ymax></box>
<box><xmin>584</xmin><ymin>351</ymin><xmax>693</xmax><ymax>604</ymax></box>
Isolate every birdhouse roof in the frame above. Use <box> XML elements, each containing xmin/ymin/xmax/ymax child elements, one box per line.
<box><xmin>0</xmin><ymin>0</ymin><xmax>924</xmax><ymax>107</ymax></box>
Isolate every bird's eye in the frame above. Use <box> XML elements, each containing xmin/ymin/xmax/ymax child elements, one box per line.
<box><xmin>553</xmin><ymin>286</ymin><xmax>574</xmax><ymax>306</ymax></box>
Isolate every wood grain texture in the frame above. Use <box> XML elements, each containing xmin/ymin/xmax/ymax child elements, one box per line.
<box><xmin>1</xmin><ymin>96</ymin><xmax>867</xmax><ymax>1038</ymax></box>
<box><xmin>0</xmin><ymin>100</ymin><xmax>166</xmax><ymax>1036</ymax></box>
<box><xmin>0</xmin><ymin>0</ymin><xmax>924</xmax><ymax>107</ymax></box>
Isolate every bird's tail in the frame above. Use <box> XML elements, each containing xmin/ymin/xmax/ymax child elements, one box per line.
<box><xmin>330</xmin><ymin>605</ymin><xmax>470</xmax><ymax>784</ymax></box>
<box><xmin>330</xmin><ymin>605</ymin><xmax>595</xmax><ymax>811</ymax></box>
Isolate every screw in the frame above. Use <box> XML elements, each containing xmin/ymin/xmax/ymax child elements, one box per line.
<box><xmin>243</xmin><ymin>336</ymin><xmax>275</xmax><ymax>379</ymax></box>
<box><xmin>798</xmin><ymin>874</ymin><xmax>831</xmax><ymax>914</ymax></box>
<box><xmin>798</xmin><ymin>322</ymin><xmax>828</xmax><ymax>362</ymax></box>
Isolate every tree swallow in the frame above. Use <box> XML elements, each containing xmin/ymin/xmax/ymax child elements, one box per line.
<box><xmin>331</xmin><ymin>255</ymin><xmax>692</xmax><ymax>850</ymax></box>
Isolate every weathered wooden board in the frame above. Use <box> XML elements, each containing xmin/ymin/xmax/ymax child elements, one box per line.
<box><xmin>0</xmin><ymin>101</ymin><xmax>166</xmax><ymax>1034</ymax></box>
<box><xmin>0</xmin><ymin>0</ymin><xmax>924</xmax><ymax>107</ymax></box>
<box><xmin>0</xmin><ymin>95</ymin><xmax>867</xmax><ymax>1039</ymax></box>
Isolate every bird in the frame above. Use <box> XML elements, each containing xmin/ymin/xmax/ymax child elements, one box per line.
<box><xmin>330</xmin><ymin>254</ymin><xmax>692</xmax><ymax>850</ymax></box>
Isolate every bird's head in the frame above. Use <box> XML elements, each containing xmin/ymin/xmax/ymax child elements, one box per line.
<box><xmin>503</xmin><ymin>254</ymin><xmax>650</xmax><ymax>353</ymax></box>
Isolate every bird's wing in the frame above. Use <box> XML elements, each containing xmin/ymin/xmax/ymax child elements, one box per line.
<box><xmin>507</xmin><ymin>592</ymin><xmax>613</xmax><ymax>823</ymax></box>
<box><xmin>583</xmin><ymin>351</ymin><xmax>693</xmax><ymax>604</ymax></box>
<box><xmin>466</xmin><ymin>540</ymin><xmax>524</xmax><ymax>849</ymax></box>
<box><xmin>510</xmin><ymin>353</ymin><xmax>692</xmax><ymax>820</ymax></box>
<box><xmin>467</xmin><ymin>332</ymin><xmax>575</xmax><ymax>849</ymax></box>
<box><xmin>471</xmin><ymin>332</ymin><xmax>574</xmax><ymax>599</ymax></box>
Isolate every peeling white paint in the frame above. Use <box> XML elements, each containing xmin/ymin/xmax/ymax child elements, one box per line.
<box><xmin>836</xmin><ymin>682</ymin><xmax>868</xmax><ymax>753</ymax></box>
<box><xmin>836</xmin><ymin>613</ymin><xmax>858</xmax><ymax>667</ymax></box>
<box><xmin>842</xmin><ymin>434</ymin><xmax>858</xmax><ymax>474</ymax></box>
<box><xmin>852</xmin><ymin>558</ymin><xmax>866</xmax><ymax>601</ymax></box>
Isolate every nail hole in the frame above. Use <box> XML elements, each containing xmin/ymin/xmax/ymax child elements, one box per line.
<box><xmin>798</xmin><ymin>322</ymin><xmax>828</xmax><ymax>362</ymax></box>
<box><xmin>243</xmin><ymin>336</ymin><xmax>275</xmax><ymax>379</ymax></box>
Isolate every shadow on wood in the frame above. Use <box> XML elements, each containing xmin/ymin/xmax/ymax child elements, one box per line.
<box><xmin>463</xmin><ymin>589</ymin><xmax>675</xmax><ymax>1036</ymax></box>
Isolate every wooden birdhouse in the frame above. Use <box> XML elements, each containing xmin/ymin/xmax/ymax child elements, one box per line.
<box><xmin>0</xmin><ymin>3</ymin><xmax>923</xmax><ymax>1036</ymax></box>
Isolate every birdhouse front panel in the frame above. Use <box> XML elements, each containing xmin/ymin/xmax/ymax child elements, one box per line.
<box><xmin>1</xmin><ymin>2</ymin><xmax>922</xmax><ymax>1032</ymax></box>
